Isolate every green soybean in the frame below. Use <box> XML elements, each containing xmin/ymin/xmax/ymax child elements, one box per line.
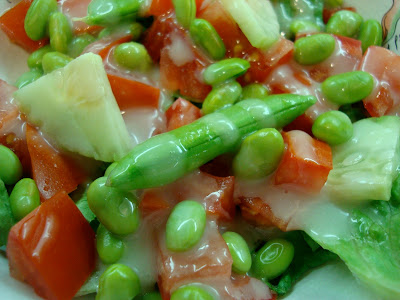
<box><xmin>312</xmin><ymin>111</ymin><xmax>353</xmax><ymax>145</ymax></box>
<box><xmin>359</xmin><ymin>19</ymin><xmax>383</xmax><ymax>53</ymax></box>
<box><xmin>324</xmin><ymin>0</ymin><xmax>343</xmax><ymax>8</ymax></box>
<box><xmin>294</xmin><ymin>34</ymin><xmax>336</xmax><ymax>65</ymax></box>
<box><xmin>253</xmin><ymin>238</ymin><xmax>294</xmax><ymax>280</ymax></box>
<box><xmin>42</xmin><ymin>52</ymin><xmax>73</xmax><ymax>73</ymax></box>
<box><xmin>68</xmin><ymin>34</ymin><xmax>96</xmax><ymax>58</ymax></box>
<box><xmin>114</xmin><ymin>42</ymin><xmax>152</xmax><ymax>72</ymax></box>
<box><xmin>290</xmin><ymin>19</ymin><xmax>320</xmax><ymax>35</ymax></box>
<box><xmin>322</xmin><ymin>71</ymin><xmax>374</xmax><ymax>105</ymax></box>
<box><xmin>171</xmin><ymin>286</ymin><xmax>214</xmax><ymax>300</ymax></box>
<box><xmin>49</xmin><ymin>12</ymin><xmax>73</xmax><ymax>54</ymax></box>
<box><xmin>190</xmin><ymin>19</ymin><xmax>226</xmax><ymax>60</ymax></box>
<box><xmin>96</xmin><ymin>224</ymin><xmax>125</xmax><ymax>264</ymax></box>
<box><xmin>326</xmin><ymin>10</ymin><xmax>363</xmax><ymax>38</ymax></box>
<box><xmin>203</xmin><ymin>58</ymin><xmax>250</xmax><ymax>86</ymax></box>
<box><xmin>241</xmin><ymin>83</ymin><xmax>269</xmax><ymax>100</ymax></box>
<box><xmin>222</xmin><ymin>231</ymin><xmax>252</xmax><ymax>274</ymax></box>
<box><xmin>97</xmin><ymin>264</ymin><xmax>141</xmax><ymax>300</ymax></box>
<box><xmin>233</xmin><ymin>128</ymin><xmax>284</xmax><ymax>179</ymax></box>
<box><xmin>166</xmin><ymin>200</ymin><xmax>206</xmax><ymax>252</ymax></box>
<box><xmin>15</xmin><ymin>69</ymin><xmax>43</xmax><ymax>89</ymax></box>
<box><xmin>202</xmin><ymin>80</ymin><xmax>242</xmax><ymax>115</ymax></box>
<box><xmin>173</xmin><ymin>0</ymin><xmax>196</xmax><ymax>29</ymax></box>
<box><xmin>0</xmin><ymin>145</ymin><xmax>23</xmax><ymax>185</ymax></box>
<box><xmin>87</xmin><ymin>177</ymin><xmax>140</xmax><ymax>236</ymax></box>
<box><xmin>27</xmin><ymin>45</ymin><xmax>53</xmax><ymax>70</ymax></box>
<box><xmin>105</xmin><ymin>162</ymin><xmax>118</xmax><ymax>177</ymax></box>
<box><xmin>24</xmin><ymin>0</ymin><xmax>58</xmax><ymax>40</ymax></box>
<box><xmin>9</xmin><ymin>178</ymin><xmax>40</xmax><ymax>221</ymax></box>
<box><xmin>98</xmin><ymin>22</ymin><xmax>144</xmax><ymax>40</ymax></box>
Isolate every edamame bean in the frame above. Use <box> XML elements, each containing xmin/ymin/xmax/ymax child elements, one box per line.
<box><xmin>49</xmin><ymin>12</ymin><xmax>73</xmax><ymax>54</ymax></box>
<box><xmin>233</xmin><ymin>128</ymin><xmax>284</xmax><ymax>179</ymax></box>
<box><xmin>24</xmin><ymin>0</ymin><xmax>58</xmax><ymax>40</ymax></box>
<box><xmin>322</xmin><ymin>71</ymin><xmax>374</xmax><ymax>105</ymax></box>
<box><xmin>27</xmin><ymin>45</ymin><xmax>53</xmax><ymax>70</ymax></box>
<box><xmin>114</xmin><ymin>42</ymin><xmax>152</xmax><ymax>72</ymax></box>
<box><xmin>171</xmin><ymin>286</ymin><xmax>214</xmax><ymax>300</ymax></box>
<box><xmin>15</xmin><ymin>69</ymin><xmax>43</xmax><ymax>89</ymax></box>
<box><xmin>68</xmin><ymin>34</ymin><xmax>96</xmax><ymax>58</ymax></box>
<box><xmin>222</xmin><ymin>231</ymin><xmax>252</xmax><ymax>274</ymax></box>
<box><xmin>294</xmin><ymin>34</ymin><xmax>335</xmax><ymax>65</ymax></box>
<box><xmin>324</xmin><ymin>0</ymin><xmax>343</xmax><ymax>8</ymax></box>
<box><xmin>42</xmin><ymin>52</ymin><xmax>73</xmax><ymax>73</ymax></box>
<box><xmin>173</xmin><ymin>0</ymin><xmax>196</xmax><ymax>29</ymax></box>
<box><xmin>96</xmin><ymin>264</ymin><xmax>141</xmax><ymax>300</ymax></box>
<box><xmin>203</xmin><ymin>58</ymin><xmax>250</xmax><ymax>86</ymax></box>
<box><xmin>359</xmin><ymin>19</ymin><xmax>383</xmax><ymax>53</ymax></box>
<box><xmin>105</xmin><ymin>162</ymin><xmax>118</xmax><ymax>177</ymax></box>
<box><xmin>326</xmin><ymin>10</ymin><xmax>363</xmax><ymax>38</ymax></box>
<box><xmin>241</xmin><ymin>83</ymin><xmax>269</xmax><ymax>100</ymax></box>
<box><xmin>98</xmin><ymin>22</ymin><xmax>144</xmax><ymax>40</ymax></box>
<box><xmin>165</xmin><ymin>200</ymin><xmax>206</xmax><ymax>252</ymax></box>
<box><xmin>0</xmin><ymin>145</ymin><xmax>23</xmax><ymax>185</ymax></box>
<box><xmin>253</xmin><ymin>238</ymin><xmax>294</xmax><ymax>280</ymax></box>
<box><xmin>290</xmin><ymin>19</ymin><xmax>320</xmax><ymax>35</ymax></box>
<box><xmin>190</xmin><ymin>19</ymin><xmax>226</xmax><ymax>60</ymax></box>
<box><xmin>202</xmin><ymin>80</ymin><xmax>242</xmax><ymax>115</ymax></box>
<box><xmin>9</xmin><ymin>178</ymin><xmax>40</xmax><ymax>221</ymax></box>
<box><xmin>312</xmin><ymin>111</ymin><xmax>353</xmax><ymax>145</ymax></box>
<box><xmin>96</xmin><ymin>224</ymin><xmax>125</xmax><ymax>264</ymax></box>
<box><xmin>87</xmin><ymin>177</ymin><xmax>140</xmax><ymax>236</ymax></box>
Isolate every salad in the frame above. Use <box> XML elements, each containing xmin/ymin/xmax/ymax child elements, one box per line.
<box><xmin>0</xmin><ymin>0</ymin><xmax>399</xmax><ymax>299</ymax></box>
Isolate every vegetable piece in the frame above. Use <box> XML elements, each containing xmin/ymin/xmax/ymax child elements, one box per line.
<box><xmin>15</xmin><ymin>53</ymin><xmax>133</xmax><ymax>162</ymax></box>
<box><xmin>241</xmin><ymin>83</ymin><xmax>269</xmax><ymax>100</ymax></box>
<box><xmin>0</xmin><ymin>144</ymin><xmax>23</xmax><ymax>185</ymax></box>
<box><xmin>87</xmin><ymin>177</ymin><xmax>140</xmax><ymax>236</ymax></box>
<box><xmin>139</xmin><ymin>292</ymin><xmax>163</xmax><ymax>300</ymax></box>
<box><xmin>97</xmin><ymin>264</ymin><xmax>141</xmax><ymax>300</ymax></box>
<box><xmin>358</xmin><ymin>19</ymin><xmax>383</xmax><ymax>53</ymax></box>
<box><xmin>27</xmin><ymin>44</ymin><xmax>52</xmax><ymax>70</ymax></box>
<box><xmin>253</xmin><ymin>238</ymin><xmax>295</xmax><ymax>280</ymax></box>
<box><xmin>290</xmin><ymin>20</ymin><xmax>320</xmax><ymax>35</ymax></box>
<box><xmin>222</xmin><ymin>231</ymin><xmax>252</xmax><ymax>274</ymax></box>
<box><xmin>233</xmin><ymin>128</ymin><xmax>284</xmax><ymax>179</ymax></box>
<box><xmin>172</xmin><ymin>0</ymin><xmax>196</xmax><ymax>29</ymax></box>
<box><xmin>202</xmin><ymin>80</ymin><xmax>242</xmax><ymax>115</ymax></box>
<box><xmin>391</xmin><ymin>173</ymin><xmax>400</xmax><ymax>203</ymax></box>
<box><xmin>324</xmin><ymin>0</ymin><xmax>343</xmax><ymax>8</ymax></box>
<box><xmin>114</xmin><ymin>42</ymin><xmax>153</xmax><ymax>72</ymax></box>
<box><xmin>165</xmin><ymin>200</ymin><xmax>206</xmax><ymax>252</ymax></box>
<box><xmin>147</xmin><ymin>0</ymin><xmax>174</xmax><ymax>16</ymax></box>
<box><xmin>7</xmin><ymin>191</ymin><xmax>96</xmax><ymax>300</ymax></box>
<box><xmin>325</xmin><ymin>116</ymin><xmax>400</xmax><ymax>202</ymax></box>
<box><xmin>203</xmin><ymin>58</ymin><xmax>250</xmax><ymax>86</ymax></box>
<box><xmin>98</xmin><ymin>35</ymin><xmax>133</xmax><ymax>60</ymax></box>
<box><xmin>24</xmin><ymin>0</ymin><xmax>58</xmax><ymax>40</ymax></box>
<box><xmin>312</xmin><ymin>111</ymin><xmax>353</xmax><ymax>145</ymax></box>
<box><xmin>98</xmin><ymin>22</ymin><xmax>144</xmax><ymax>40</ymax></box>
<box><xmin>16</xmin><ymin>70</ymin><xmax>42</xmax><ymax>90</ymax></box>
<box><xmin>0</xmin><ymin>179</ymin><xmax>15</xmax><ymax>246</ymax></box>
<box><xmin>42</xmin><ymin>51</ymin><xmax>73</xmax><ymax>73</ymax></box>
<box><xmin>9</xmin><ymin>178</ymin><xmax>40</xmax><ymax>221</ymax></box>
<box><xmin>219</xmin><ymin>0</ymin><xmax>280</xmax><ymax>50</ymax></box>
<box><xmin>75</xmin><ymin>193</ymin><xmax>97</xmax><ymax>224</ymax></box>
<box><xmin>68</xmin><ymin>33</ymin><xmax>96</xmax><ymax>58</ymax></box>
<box><xmin>326</xmin><ymin>10</ymin><xmax>363</xmax><ymax>38</ymax></box>
<box><xmin>49</xmin><ymin>12</ymin><xmax>73</xmax><ymax>53</ymax></box>
<box><xmin>294</xmin><ymin>34</ymin><xmax>336</xmax><ymax>65</ymax></box>
<box><xmin>170</xmin><ymin>286</ymin><xmax>214</xmax><ymax>300</ymax></box>
<box><xmin>165</xmin><ymin>97</ymin><xmax>202</xmax><ymax>131</ymax></box>
<box><xmin>108</xmin><ymin>94</ymin><xmax>316</xmax><ymax>190</ymax></box>
<box><xmin>96</xmin><ymin>224</ymin><xmax>125</xmax><ymax>264</ymax></box>
<box><xmin>274</xmin><ymin>130</ymin><xmax>333</xmax><ymax>193</ymax></box>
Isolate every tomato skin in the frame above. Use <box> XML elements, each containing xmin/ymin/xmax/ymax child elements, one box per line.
<box><xmin>7</xmin><ymin>191</ymin><xmax>96</xmax><ymax>300</ymax></box>
<box><xmin>165</xmin><ymin>97</ymin><xmax>202</xmax><ymax>131</ymax></box>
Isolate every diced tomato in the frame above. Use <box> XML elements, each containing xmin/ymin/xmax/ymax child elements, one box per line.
<box><xmin>98</xmin><ymin>35</ymin><xmax>132</xmax><ymax>60</ymax></box>
<box><xmin>147</xmin><ymin>0</ymin><xmax>205</xmax><ymax>17</ymax></box>
<box><xmin>7</xmin><ymin>191</ymin><xmax>96</xmax><ymax>300</ymax></box>
<box><xmin>26</xmin><ymin>124</ymin><xmax>86</xmax><ymax>201</ymax></box>
<box><xmin>274</xmin><ymin>131</ymin><xmax>333</xmax><ymax>193</ymax></box>
<box><xmin>323</xmin><ymin>7</ymin><xmax>357</xmax><ymax>24</ymax></box>
<box><xmin>283</xmin><ymin>114</ymin><xmax>314</xmax><ymax>136</ymax></box>
<box><xmin>107</xmin><ymin>74</ymin><xmax>160</xmax><ymax>110</ymax></box>
<box><xmin>0</xmin><ymin>0</ymin><xmax>48</xmax><ymax>52</ymax></box>
<box><xmin>165</xmin><ymin>97</ymin><xmax>202</xmax><ymax>131</ymax></box>
<box><xmin>139</xmin><ymin>189</ymin><xmax>171</xmax><ymax>215</ymax></box>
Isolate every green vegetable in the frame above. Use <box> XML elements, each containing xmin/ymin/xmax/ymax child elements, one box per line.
<box><xmin>290</xmin><ymin>19</ymin><xmax>320</xmax><ymax>35</ymax></box>
<box><xmin>189</xmin><ymin>18</ymin><xmax>226</xmax><ymax>60</ymax></box>
<box><xmin>294</xmin><ymin>34</ymin><xmax>336</xmax><ymax>65</ymax></box>
<box><xmin>15</xmin><ymin>69</ymin><xmax>43</xmax><ymax>89</ymax></box>
<box><xmin>338</xmin><ymin>102</ymin><xmax>368</xmax><ymax>123</ymax></box>
<box><xmin>96</xmin><ymin>264</ymin><xmax>141</xmax><ymax>300</ymax></box>
<box><xmin>75</xmin><ymin>192</ymin><xmax>99</xmax><ymax>230</ymax></box>
<box><xmin>98</xmin><ymin>22</ymin><xmax>144</xmax><ymax>40</ymax></box>
<box><xmin>359</xmin><ymin>19</ymin><xmax>383</xmax><ymax>53</ymax></box>
<box><xmin>272</xmin><ymin>0</ymin><xmax>293</xmax><ymax>39</ymax></box>
<box><xmin>42</xmin><ymin>52</ymin><xmax>73</xmax><ymax>73</ymax></box>
<box><xmin>391</xmin><ymin>173</ymin><xmax>400</xmax><ymax>203</ymax></box>
<box><xmin>326</xmin><ymin>10</ymin><xmax>363</xmax><ymax>38</ymax></box>
<box><xmin>233</xmin><ymin>128</ymin><xmax>284</xmax><ymax>179</ymax></box>
<box><xmin>222</xmin><ymin>231</ymin><xmax>252</xmax><ymax>274</ymax></box>
<box><xmin>0</xmin><ymin>179</ymin><xmax>15</xmax><ymax>246</ymax></box>
<box><xmin>136</xmin><ymin>292</ymin><xmax>162</xmax><ymax>300</ymax></box>
<box><xmin>49</xmin><ymin>12</ymin><xmax>73</xmax><ymax>54</ymax></box>
<box><xmin>312</xmin><ymin>111</ymin><xmax>353</xmax><ymax>145</ymax></box>
<box><xmin>24</xmin><ymin>0</ymin><xmax>58</xmax><ymax>40</ymax></box>
<box><xmin>9</xmin><ymin>178</ymin><xmax>40</xmax><ymax>221</ymax></box>
<box><xmin>170</xmin><ymin>286</ymin><xmax>214</xmax><ymax>300</ymax></box>
<box><xmin>289</xmin><ymin>0</ymin><xmax>325</xmax><ymax>31</ymax></box>
<box><xmin>68</xmin><ymin>34</ymin><xmax>96</xmax><ymax>58</ymax></box>
<box><xmin>325</xmin><ymin>116</ymin><xmax>400</xmax><ymax>202</ymax></box>
<box><xmin>0</xmin><ymin>145</ymin><xmax>23</xmax><ymax>185</ymax></box>
<box><xmin>241</xmin><ymin>83</ymin><xmax>269</xmax><ymax>100</ymax></box>
<box><xmin>203</xmin><ymin>58</ymin><xmax>250</xmax><ymax>86</ymax></box>
<box><xmin>87</xmin><ymin>177</ymin><xmax>139</xmax><ymax>236</ymax></box>
<box><xmin>107</xmin><ymin>94</ymin><xmax>316</xmax><ymax>190</ymax></box>
<box><xmin>173</xmin><ymin>0</ymin><xmax>196</xmax><ymax>29</ymax></box>
<box><xmin>166</xmin><ymin>200</ymin><xmax>206</xmax><ymax>252</ymax></box>
<box><xmin>202</xmin><ymin>80</ymin><xmax>242</xmax><ymax>115</ymax></box>
<box><xmin>105</xmin><ymin>162</ymin><xmax>118</xmax><ymax>177</ymax></box>
<box><xmin>27</xmin><ymin>45</ymin><xmax>53</xmax><ymax>70</ymax></box>
<box><xmin>324</xmin><ymin>0</ymin><xmax>343</xmax><ymax>8</ymax></box>
<box><xmin>96</xmin><ymin>224</ymin><xmax>125</xmax><ymax>264</ymax></box>
<box><xmin>322</xmin><ymin>71</ymin><xmax>374</xmax><ymax>105</ymax></box>
<box><xmin>114</xmin><ymin>42</ymin><xmax>152</xmax><ymax>72</ymax></box>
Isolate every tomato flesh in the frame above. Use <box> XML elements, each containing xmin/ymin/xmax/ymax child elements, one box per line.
<box><xmin>165</xmin><ymin>97</ymin><xmax>202</xmax><ymax>131</ymax></box>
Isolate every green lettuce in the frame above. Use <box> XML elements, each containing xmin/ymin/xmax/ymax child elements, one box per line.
<box><xmin>0</xmin><ymin>179</ymin><xmax>15</xmax><ymax>246</ymax></box>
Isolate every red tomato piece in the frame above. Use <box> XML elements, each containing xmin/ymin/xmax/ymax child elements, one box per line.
<box><xmin>7</xmin><ymin>191</ymin><xmax>96</xmax><ymax>300</ymax></box>
<box><xmin>147</xmin><ymin>0</ymin><xmax>174</xmax><ymax>16</ymax></box>
<box><xmin>0</xmin><ymin>0</ymin><xmax>48</xmax><ymax>52</ymax></box>
<box><xmin>139</xmin><ymin>189</ymin><xmax>171</xmax><ymax>215</ymax></box>
<box><xmin>283</xmin><ymin>114</ymin><xmax>314</xmax><ymax>136</ymax></box>
<box><xmin>165</xmin><ymin>97</ymin><xmax>202</xmax><ymax>131</ymax></box>
<box><xmin>107</xmin><ymin>73</ymin><xmax>160</xmax><ymax>110</ymax></box>
<box><xmin>26</xmin><ymin>124</ymin><xmax>86</xmax><ymax>201</ymax></box>
<box><xmin>274</xmin><ymin>131</ymin><xmax>333</xmax><ymax>193</ymax></box>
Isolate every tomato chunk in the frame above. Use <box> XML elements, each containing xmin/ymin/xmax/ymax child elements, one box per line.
<box><xmin>7</xmin><ymin>191</ymin><xmax>96</xmax><ymax>300</ymax></box>
<box><xmin>165</xmin><ymin>97</ymin><xmax>202</xmax><ymax>131</ymax></box>
<box><xmin>274</xmin><ymin>131</ymin><xmax>333</xmax><ymax>193</ymax></box>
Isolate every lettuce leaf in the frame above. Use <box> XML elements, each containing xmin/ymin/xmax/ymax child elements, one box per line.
<box><xmin>0</xmin><ymin>179</ymin><xmax>15</xmax><ymax>246</ymax></box>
